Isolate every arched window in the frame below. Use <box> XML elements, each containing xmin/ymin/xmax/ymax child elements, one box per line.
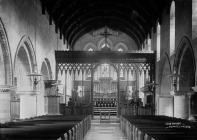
<box><xmin>88</xmin><ymin>48</ymin><xmax>94</xmax><ymax>51</ymax></box>
<box><xmin>147</xmin><ymin>34</ymin><xmax>151</xmax><ymax>51</ymax></box>
<box><xmin>83</xmin><ymin>42</ymin><xmax>97</xmax><ymax>51</ymax></box>
<box><xmin>118</xmin><ymin>48</ymin><xmax>123</xmax><ymax>52</ymax></box>
<box><xmin>115</xmin><ymin>42</ymin><xmax>128</xmax><ymax>51</ymax></box>
<box><xmin>170</xmin><ymin>1</ymin><xmax>175</xmax><ymax>56</ymax></box>
<box><xmin>157</xmin><ymin>23</ymin><xmax>161</xmax><ymax>61</ymax></box>
<box><xmin>101</xmin><ymin>43</ymin><xmax>110</xmax><ymax>49</ymax></box>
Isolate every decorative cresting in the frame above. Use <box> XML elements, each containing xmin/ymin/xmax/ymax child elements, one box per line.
<box><xmin>57</xmin><ymin>63</ymin><xmax>94</xmax><ymax>75</ymax></box>
<box><xmin>116</xmin><ymin>63</ymin><xmax>150</xmax><ymax>73</ymax></box>
<box><xmin>56</xmin><ymin>51</ymin><xmax>154</xmax><ymax>74</ymax></box>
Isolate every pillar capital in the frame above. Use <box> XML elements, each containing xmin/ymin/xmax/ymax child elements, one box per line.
<box><xmin>0</xmin><ymin>85</ymin><xmax>15</xmax><ymax>94</ymax></box>
<box><xmin>16</xmin><ymin>90</ymin><xmax>40</xmax><ymax>95</ymax></box>
<box><xmin>44</xmin><ymin>80</ymin><xmax>58</xmax><ymax>88</ymax></box>
<box><xmin>170</xmin><ymin>90</ymin><xmax>192</xmax><ymax>97</ymax></box>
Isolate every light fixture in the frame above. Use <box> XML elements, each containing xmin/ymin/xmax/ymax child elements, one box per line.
<box><xmin>192</xmin><ymin>86</ymin><xmax>197</xmax><ymax>92</ymax></box>
<box><xmin>145</xmin><ymin>81</ymin><xmax>159</xmax><ymax>92</ymax></box>
<box><xmin>51</xmin><ymin>80</ymin><xmax>62</xmax><ymax>93</ymax></box>
<box><xmin>26</xmin><ymin>2</ymin><xmax>43</xmax><ymax>90</ymax></box>
<box><xmin>168</xmin><ymin>71</ymin><xmax>181</xmax><ymax>94</ymax></box>
<box><xmin>27</xmin><ymin>72</ymin><xmax>42</xmax><ymax>90</ymax></box>
<box><xmin>88</xmin><ymin>48</ymin><xmax>93</xmax><ymax>51</ymax></box>
<box><xmin>118</xmin><ymin>48</ymin><xmax>123</xmax><ymax>52</ymax></box>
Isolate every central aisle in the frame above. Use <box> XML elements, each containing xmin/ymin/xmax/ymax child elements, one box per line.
<box><xmin>84</xmin><ymin>117</ymin><xmax>127</xmax><ymax>140</ymax></box>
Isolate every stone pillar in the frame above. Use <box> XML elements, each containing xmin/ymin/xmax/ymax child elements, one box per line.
<box><xmin>16</xmin><ymin>90</ymin><xmax>39</xmax><ymax>119</ymax></box>
<box><xmin>0</xmin><ymin>85</ymin><xmax>14</xmax><ymax>123</ymax></box>
<box><xmin>187</xmin><ymin>92</ymin><xmax>195</xmax><ymax>120</ymax></box>
<box><xmin>44</xmin><ymin>80</ymin><xmax>60</xmax><ymax>115</ymax></box>
<box><xmin>174</xmin><ymin>92</ymin><xmax>189</xmax><ymax>119</ymax></box>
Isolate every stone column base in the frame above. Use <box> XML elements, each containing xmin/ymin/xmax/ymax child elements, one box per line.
<box><xmin>16</xmin><ymin>91</ymin><xmax>39</xmax><ymax>119</ymax></box>
<box><xmin>0</xmin><ymin>85</ymin><xmax>14</xmax><ymax>123</ymax></box>
<box><xmin>174</xmin><ymin>95</ymin><xmax>189</xmax><ymax>119</ymax></box>
<box><xmin>45</xmin><ymin>95</ymin><xmax>60</xmax><ymax>115</ymax></box>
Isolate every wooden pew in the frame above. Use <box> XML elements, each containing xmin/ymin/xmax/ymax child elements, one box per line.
<box><xmin>120</xmin><ymin>115</ymin><xmax>197</xmax><ymax>140</ymax></box>
<box><xmin>0</xmin><ymin>115</ymin><xmax>91</xmax><ymax>140</ymax></box>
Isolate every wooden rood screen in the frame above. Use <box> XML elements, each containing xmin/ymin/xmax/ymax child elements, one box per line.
<box><xmin>55</xmin><ymin>50</ymin><xmax>156</xmax><ymax>115</ymax></box>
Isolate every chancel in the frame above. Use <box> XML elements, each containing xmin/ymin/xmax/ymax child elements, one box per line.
<box><xmin>1</xmin><ymin>0</ymin><xmax>197</xmax><ymax>140</ymax></box>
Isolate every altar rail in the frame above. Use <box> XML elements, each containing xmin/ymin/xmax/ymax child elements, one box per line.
<box><xmin>57</xmin><ymin>115</ymin><xmax>91</xmax><ymax>140</ymax></box>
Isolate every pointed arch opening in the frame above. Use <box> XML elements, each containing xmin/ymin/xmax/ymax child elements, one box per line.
<box><xmin>174</xmin><ymin>36</ymin><xmax>196</xmax><ymax>119</ymax></box>
<box><xmin>14</xmin><ymin>36</ymin><xmax>37</xmax><ymax>119</ymax></box>
<box><xmin>0</xmin><ymin>18</ymin><xmax>13</xmax><ymax>85</ymax></box>
<box><xmin>157</xmin><ymin>23</ymin><xmax>161</xmax><ymax>61</ymax></box>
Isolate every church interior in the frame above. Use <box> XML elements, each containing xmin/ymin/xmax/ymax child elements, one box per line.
<box><xmin>1</xmin><ymin>0</ymin><xmax>197</xmax><ymax>140</ymax></box>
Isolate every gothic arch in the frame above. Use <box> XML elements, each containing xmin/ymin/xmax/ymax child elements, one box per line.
<box><xmin>170</xmin><ymin>0</ymin><xmax>176</xmax><ymax>56</ymax></box>
<box><xmin>39</xmin><ymin>58</ymin><xmax>52</xmax><ymax>115</ymax></box>
<box><xmin>114</xmin><ymin>42</ymin><xmax>128</xmax><ymax>51</ymax></box>
<box><xmin>174</xmin><ymin>36</ymin><xmax>196</xmax><ymax>91</ymax></box>
<box><xmin>14</xmin><ymin>36</ymin><xmax>37</xmax><ymax>90</ymax></box>
<box><xmin>160</xmin><ymin>53</ymin><xmax>172</xmax><ymax>95</ymax></box>
<box><xmin>41</xmin><ymin>58</ymin><xmax>52</xmax><ymax>80</ymax></box>
<box><xmin>0</xmin><ymin>18</ymin><xmax>13</xmax><ymax>85</ymax></box>
<box><xmin>83</xmin><ymin>42</ymin><xmax>97</xmax><ymax>51</ymax></box>
<box><xmin>156</xmin><ymin>22</ymin><xmax>161</xmax><ymax>61</ymax></box>
<box><xmin>14</xmin><ymin>36</ymin><xmax>36</xmax><ymax>73</ymax></box>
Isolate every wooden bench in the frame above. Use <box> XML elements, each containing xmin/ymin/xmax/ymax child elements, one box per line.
<box><xmin>120</xmin><ymin>115</ymin><xmax>197</xmax><ymax>140</ymax></box>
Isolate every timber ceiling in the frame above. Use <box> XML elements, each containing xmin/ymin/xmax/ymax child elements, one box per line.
<box><xmin>40</xmin><ymin>0</ymin><xmax>171</xmax><ymax>49</ymax></box>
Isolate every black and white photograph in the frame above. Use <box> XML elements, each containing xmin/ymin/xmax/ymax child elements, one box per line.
<box><xmin>0</xmin><ymin>0</ymin><xmax>197</xmax><ymax>140</ymax></box>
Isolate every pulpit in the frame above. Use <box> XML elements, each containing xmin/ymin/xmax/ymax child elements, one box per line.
<box><xmin>44</xmin><ymin>80</ymin><xmax>60</xmax><ymax>115</ymax></box>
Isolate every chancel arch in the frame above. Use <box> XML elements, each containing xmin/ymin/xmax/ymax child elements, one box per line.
<box><xmin>14</xmin><ymin>35</ymin><xmax>37</xmax><ymax>119</ymax></box>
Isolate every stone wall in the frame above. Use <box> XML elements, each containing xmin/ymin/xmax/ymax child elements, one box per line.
<box><xmin>0</xmin><ymin>0</ymin><xmax>66</xmax><ymax>122</ymax></box>
<box><xmin>74</xmin><ymin>28</ymin><xmax>139</xmax><ymax>51</ymax></box>
<box><xmin>0</xmin><ymin>0</ymin><xmax>66</xmax><ymax>79</ymax></box>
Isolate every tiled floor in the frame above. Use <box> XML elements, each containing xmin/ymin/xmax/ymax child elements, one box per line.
<box><xmin>84</xmin><ymin>117</ymin><xmax>127</xmax><ymax>140</ymax></box>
